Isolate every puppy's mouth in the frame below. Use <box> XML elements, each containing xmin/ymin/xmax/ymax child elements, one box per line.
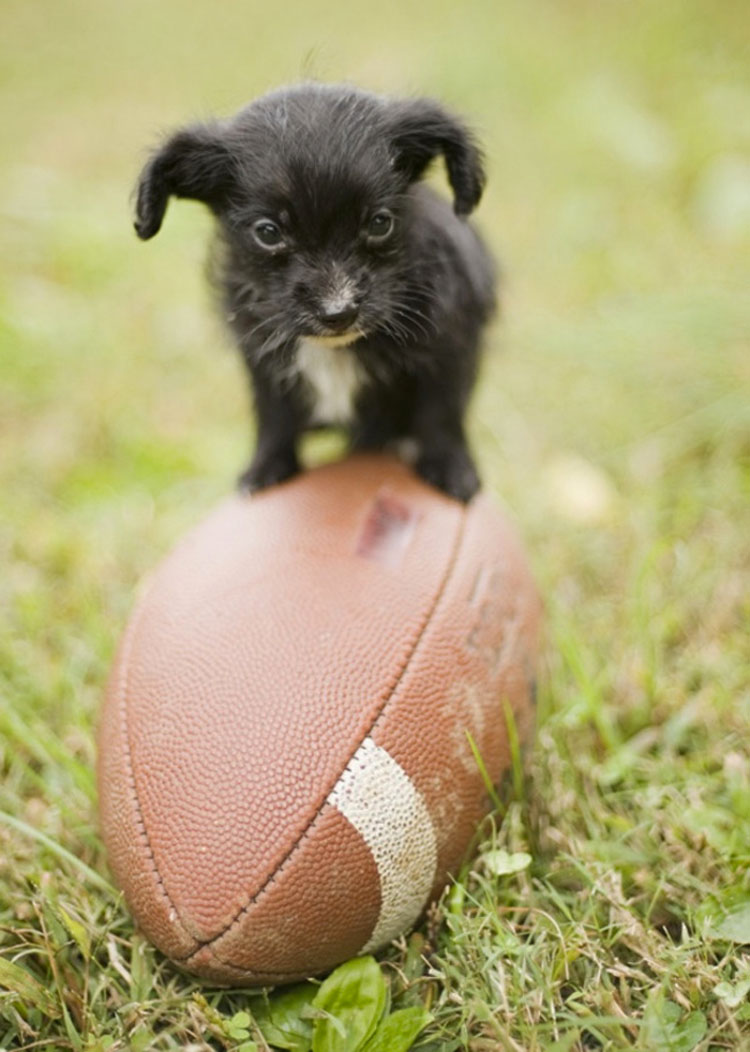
<box><xmin>304</xmin><ymin>329</ymin><xmax>363</xmax><ymax>348</ymax></box>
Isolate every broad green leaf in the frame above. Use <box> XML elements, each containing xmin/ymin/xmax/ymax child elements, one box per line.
<box><xmin>714</xmin><ymin>978</ymin><xmax>750</xmax><ymax>1007</ymax></box>
<box><xmin>362</xmin><ymin>1006</ymin><xmax>431</xmax><ymax>1052</ymax></box>
<box><xmin>482</xmin><ymin>850</ymin><xmax>532</xmax><ymax>876</ymax></box>
<box><xmin>697</xmin><ymin>891</ymin><xmax>750</xmax><ymax>944</ymax></box>
<box><xmin>0</xmin><ymin>956</ymin><xmax>60</xmax><ymax>1017</ymax></box>
<box><xmin>312</xmin><ymin>957</ymin><xmax>387</xmax><ymax>1052</ymax></box>
<box><xmin>227</xmin><ymin>1010</ymin><xmax>252</xmax><ymax>1041</ymax></box>
<box><xmin>639</xmin><ymin>996</ymin><xmax>707</xmax><ymax>1052</ymax></box>
<box><xmin>671</xmin><ymin>1011</ymin><xmax>706</xmax><ymax>1052</ymax></box>
<box><xmin>253</xmin><ymin>983</ymin><xmax>317</xmax><ymax>1051</ymax></box>
<box><xmin>714</xmin><ymin>902</ymin><xmax>750</xmax><ymax>943</ymax></box>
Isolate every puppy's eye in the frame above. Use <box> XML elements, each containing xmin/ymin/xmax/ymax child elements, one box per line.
<box><xmin>366</xmin><ymin>210</ymin><xmax>395</xmax><ymax>242</ymax></box>
<box><xmin>252</xmin><ymin>219</ymin><xmax>285</xmax><ymax>249</ymax></box>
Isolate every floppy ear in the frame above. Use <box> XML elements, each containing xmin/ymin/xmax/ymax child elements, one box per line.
<box><xmin>134</xmin><ymin>123</ymin><xmax>234</xmax><ymax>240</ymax></box>
<box><xmin>387</xmin><ymin>99</ymin><xmax>486</xmax><ymax>217</ymax></box>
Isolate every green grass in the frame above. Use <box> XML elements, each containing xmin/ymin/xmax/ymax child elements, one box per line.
<box><xmin>2</xmin><ymin>0</ymin><xmax>750</xmax><ymax>1048</ymax></box>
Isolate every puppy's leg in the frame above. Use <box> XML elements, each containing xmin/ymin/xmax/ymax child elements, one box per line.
<box><xmin>349</xmin><ymin>378</ymin><xmax>413</xmax><ymax>453</ymax></box>
<box><xmin>238</xmin><ymin>370</ymin><xmax>301</xmax><ymax>493</ymax></box>
<box><xmin>411</xmin><ymin>375</ymin><xmax>480</xmax><ymax>503</ymax></box>
<box><xmin>349</xmin><ymin>415</ymin><xmax>398</xmax><ymax>452</ymax></box>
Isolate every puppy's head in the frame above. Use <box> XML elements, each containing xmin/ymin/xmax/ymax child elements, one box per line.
<box><xmin>134</xmin><ymin>84</ymin><xmax>485</xmax><ymax>346</ymax></box>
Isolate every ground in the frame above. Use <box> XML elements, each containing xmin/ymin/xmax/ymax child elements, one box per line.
<box><xmin>1</xmin><ymin>0</ymin><xmax>749</xmax><ymax>1049</ymax></box>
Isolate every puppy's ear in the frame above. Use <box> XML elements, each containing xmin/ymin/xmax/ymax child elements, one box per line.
<box><xmin>387</xmin><ymin>99</ymin><xmax>486</xmax><ymax>217</ymax></box>
<box><xmin>134</xmin><ymin>123</ymin><xmax>234</xmax><ymax>240</ymax></box>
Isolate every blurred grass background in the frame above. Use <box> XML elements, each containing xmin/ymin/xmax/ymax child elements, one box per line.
<box><xmin>1</xmin><ymin>0</ymin><xmax>749</xmax><ymax>1049</ymax></box>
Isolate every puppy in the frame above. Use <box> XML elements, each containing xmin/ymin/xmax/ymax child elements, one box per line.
<box><xmin>134</xmin><ymin>83</ymin><xmax>496</xmax><ymax>502</ymax></box>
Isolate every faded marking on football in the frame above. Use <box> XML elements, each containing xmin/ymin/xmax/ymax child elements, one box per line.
<box><xmin>327</xmin><ymin>737</ymin><xmax>437</xmax><ymax>953</ymax></box>
<box><xmin>355</xmin><ymin>491</ymin><xmax>419</xmax><ymax>570</ymax></box>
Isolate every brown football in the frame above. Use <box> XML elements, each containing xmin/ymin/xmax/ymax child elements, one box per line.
<box><xmin>97</xmin><ymin>454</ymin><xmax>542</xmax><ymax>986</ymax></box>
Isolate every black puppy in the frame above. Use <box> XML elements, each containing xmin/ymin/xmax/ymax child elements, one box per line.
<box><xmin>135</xmin><ymin>83</ymin><xmax>496</xmax><ymax>502</ymax></box>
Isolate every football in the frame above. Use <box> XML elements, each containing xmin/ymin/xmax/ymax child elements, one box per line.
<box><xmin>97</xmin><ymin>454</ymin><xmax>542</xmax><ymax>985</ymax></box>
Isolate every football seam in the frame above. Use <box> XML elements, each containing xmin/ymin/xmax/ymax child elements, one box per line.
<box><xmin>116</xmin><ymin>574</ymin><xmax>199</xmax><ymax>954</ymax></box>
<box><xmin>178</xmin><ymin>943</ymin><xmax>318</xmax><ymax>985</ymax></box>
<box><xmin>172</xmin><ymin>500</ymin><xmax>470</xmax><ymax>966</ymax></box>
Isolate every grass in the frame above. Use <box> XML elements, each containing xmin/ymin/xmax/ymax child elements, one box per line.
<box><xmin>1</xmin><ymin>0</ymin><xmax>749</xmax><ymax>1047</ymax></box>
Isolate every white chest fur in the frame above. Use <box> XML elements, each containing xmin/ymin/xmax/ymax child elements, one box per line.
<box><xmin>295</xmin><ymin>337</ymin><xmax>364</xmax><ymax>426</ymax></box>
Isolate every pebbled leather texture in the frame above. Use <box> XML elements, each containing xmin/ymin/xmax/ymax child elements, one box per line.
<box><xmin>97</xmin><ymin>453</ymin><xmax>542</xmax><ymax>985</ymax></box>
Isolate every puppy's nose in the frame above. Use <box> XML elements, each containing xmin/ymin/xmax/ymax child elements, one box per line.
<box><xmin>318</xmin><ymin>303</ymin><xmax>359</xmax><ymax>332</ymax></box>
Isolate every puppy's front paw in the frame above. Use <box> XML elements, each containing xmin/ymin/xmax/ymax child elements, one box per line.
<box><xmin>238</xmin><ymin>451</ymin><xmax>300</xmax><ymax>494</ymax></box>
<box><xmin>416</xmin><ymin>448</ymin><xmax>480</xmax><ymax>503</ymax></box>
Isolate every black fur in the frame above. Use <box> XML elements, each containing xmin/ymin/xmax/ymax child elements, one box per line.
<box><xmin>135</xmin><ymin>84</ymin><xmax>496</xmax><ymax>502</ymax></box>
